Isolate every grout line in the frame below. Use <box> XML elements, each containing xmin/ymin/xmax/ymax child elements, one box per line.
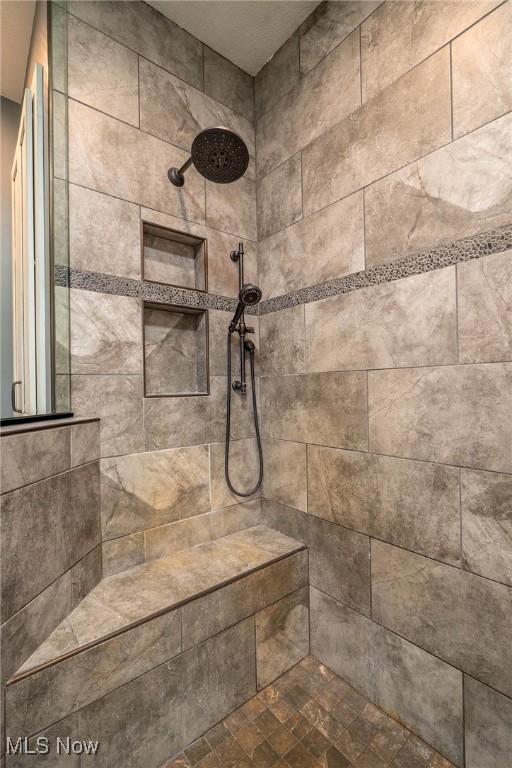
<box><xmin>311</xmin><ymin>584</ymin><xmax>512</xmax><ymax>707</ymax></box>
<box><xmin>237</xmin><ymin>102</ymin><xmax>512</xmax><ymax>254</ymax></box>
<box><xmin>66</xmin><ymin>6</ymin><xmax>253</xmax><ymax>123</ymax></box>
<box><xmin>258</xmin><ymin>223</ymin><xmax>512</xmax><ymax>314</ymax></box>
<box><xmin>455</xmin><ymin>262</ymin><xmax>461</xmax><ymax>364</ymax></box>
<box><xmin>58</xmin><ymin>224</ymin><xmax>512</xmax><ymax>319</ymax></box>
<box><xmin>449</xmin><ymin>42</ymin><xmax>454</xmax><ymax>141</ymax></box>
<box><xmin>462</xmin><ymin>673</ymin><xmax>467</xmax><ymax>768</ymax></box>
<box><xmin>67</xmin><ymin>177</ymin><xmax>257</xmax><ymax>246</ymax></box>
<box><xmin>265</xmin><ymin>495</ymin><xmax>512</xmax><ymax>589</ymax></box>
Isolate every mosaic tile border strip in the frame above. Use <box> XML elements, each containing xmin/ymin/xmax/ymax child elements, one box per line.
<box><xmin>55</xmin><ymin>224</ymin><xmax>512</xmax><ymax>316</ymax></box>
<box><xmin>54</xmin><ymin>266</ymin><xmax>242</xmax><ymax>313</ymax></box>
<box><xmin>258</xmin><ymin>223</ymin><xmax>512</xmax><ymax>314</ymax></box>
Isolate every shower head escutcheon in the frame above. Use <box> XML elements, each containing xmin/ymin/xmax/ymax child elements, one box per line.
<box><xmin>168</xmin><ymin>127</ymin><xmax>250</xmax><ymax>187</ymax></box>
<box><xmin>229</xmin><ymin>283</ymin><xmax>262</xmax><ymax>333</ymax></box>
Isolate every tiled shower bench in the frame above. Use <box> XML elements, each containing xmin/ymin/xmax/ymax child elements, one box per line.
<box><xmin>5</xmin><ymin>526</ymin><xmax>309</xmax><ymax>767</ymax></box>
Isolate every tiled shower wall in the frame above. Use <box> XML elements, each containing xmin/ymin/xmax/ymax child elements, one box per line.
<box><xmin>62</xmin><ymin>0</ymin><xmax>263</xmax><ymax>575</ymax></box>
<box><xmin>256</xmin><ymin>2</ymin><xmax>512</xmax><ymax>767</ymax></box>
<box><xmin>0</xmin><ymin>420</ymin><xmax>101</xmax><ymax>682</ymax></box>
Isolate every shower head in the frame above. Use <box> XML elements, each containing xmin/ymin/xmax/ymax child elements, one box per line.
<box><xmin>229</xmin><ymin>283</ymin><xmax>262</xmax><ymax>333</ymax></box>
<box><xmin>168</xmin><ymin>127</ymin><xmax>250</xmax><ymax>187</ymax></box>
<box><xmin>239</xmin><ymin>283</ymin><xmax>262</xmax><ymax>307</ymax></box>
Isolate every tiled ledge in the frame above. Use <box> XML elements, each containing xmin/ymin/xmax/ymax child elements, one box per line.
<box><xmin>55</xmin><ymin>224</ymin><xmax>512</xmax><ymax>316</ymax></box>
<box><xmin>258</xmin><ymin>223</ymin><xmax>512</xmax><ymax>314</ymax></box>
<box><xmin>0</xmin><ymin>415</ymin><xmax>98</xmax><ymax>437</ymax></box>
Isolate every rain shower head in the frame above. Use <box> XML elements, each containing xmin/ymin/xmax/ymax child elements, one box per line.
<box><xmin>168</xmin><ymin>127</ymin><xmax>250</xmax><ymax>187</ymax></box>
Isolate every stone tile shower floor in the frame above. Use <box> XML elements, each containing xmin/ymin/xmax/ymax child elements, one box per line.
<box><xmin>163</xmin><ymin>655</ymin><xmax>455</xmax><ymax>768</ymax></box>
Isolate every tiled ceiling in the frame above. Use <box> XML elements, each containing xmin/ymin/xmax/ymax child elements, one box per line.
<box><xmin>147</xmin><ymin>1</ymin><xmax>321</xmax><ymax>76</ymax></box>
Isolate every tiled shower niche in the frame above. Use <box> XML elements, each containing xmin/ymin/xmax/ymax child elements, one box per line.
<box><xmin>143</xmin><ymin>303</ymin><xmax>209</xmax><ymax>397</ymax></box>
<box><xmin>142</xmin><ymin>221</ymin><xmax>207</xmax><ymax>291</ymax></box>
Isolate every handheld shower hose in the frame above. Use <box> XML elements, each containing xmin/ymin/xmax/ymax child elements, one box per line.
<box><xmin>225</xmin><ymin>333</ymin><xmax>263</xmax><ymax>496</ymax></box>
<box><xmin>225</xmin><ymin>287</ymin><xmax>263</xmax><ymax>498</ymax></box>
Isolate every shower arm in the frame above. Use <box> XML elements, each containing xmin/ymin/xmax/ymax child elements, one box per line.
<box><xmin>167</xmin><ymin>157</ymin><xmax>193</xmax><ymax>187</ymax></box>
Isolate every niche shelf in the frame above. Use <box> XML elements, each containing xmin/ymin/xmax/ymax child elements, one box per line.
<box><xmin>142</xmin><ymin>222</ymin><xmax>207</xmax><ymax>291</ymax></box>
<box><xmin>143</xmin><ymin>303</ymin><xmax>209</xmax><ymax>397</ymax></box>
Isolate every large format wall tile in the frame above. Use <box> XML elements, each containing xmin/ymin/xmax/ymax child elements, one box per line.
<box><xmin>310</xmin><ymin>588</ymin><xmax>463</xmax><ymax>763</ymax></box>
<box><xmin>360</xmin><ymin>0</ymin><xmax>499</xmax><ymax>101</ymax></box>
<box><xmin>262</xmin><ymin>372</ymin><xmax>368</xmax><ymax>450</ymax></box>
<box><xmin>369</xmin><ymin>364</ymin><xmax>512</xmax><ymax>473</ymax></box>
<box><xmin>182</xmin><ymin>550</ymin><xmax>307</xmax><ymax>649</ymax></box>
<box><xmin>70</xmin><ymin>289</ymin><xmax>142</xmax><ymax>375</ymax></box>
<box><xmin>305</xmin><ymin>514</ymin><xmax>370</xmax><ymax>615</ymax></box>
<box><xmin>140</xmin><ymin>207</ymin><xmax>257</xmax><ymax>299</ymax></box>
<box><xmin>308</xmin><ymin>446</ymin><xmax>460</xmax><ymax>565</ymax></box>
<box><xmin>144</xmin><ymin>393</ymin><xmax>209</xmax><ymax>451</ymax></box>
<box><xmin>302</xmin><ymin>48</ymin><xmax>451</xmax><ymax>216</ymax></box>
<box><xmin>365</xmin><ymin>114</ymin><xmax>512</xmax><ymax>266</ymax></box>
<box><xmin>372</xmin><ymin>540</ymin><xmax>512</xmax><ymax>697</ymax></box>
<box><xmin>452</xmin><ymin>1</ymin><xmax>512</xmax><ymax>138</ymax></box>
<box><xmin>72</xmin><ymin>374</ymin><xmax>144</xmax><ymax>458</ymax></box>
<box><xmin>68</xmin><ymin>15</ymin><xmax>139</xmax><ymax>125</ymax></box>
<box><xmin>210</xmin><ymin>438</ymin><xmax>261</xmax><ymax>509</ymax></box>
<box><xmin>79</xmin><ymin>620</ymin><xmax>255</xmax><ymax>768</ymax></box>
<box><xmin>69</xmin><ymin>184</ymin><xmax>141</xmax><ymax>279</ymax></box>
<box><xmin>1</xmin><ymin>571</ymin><xmax>71</xmax><ymax>682</ymax></box>
<box><xmin>206</xmin><ymin>174</ymin><xmax>257</xmax><ymax>241</ymax></box>
<box><xmin>102</xmin><ymin>533</ymin><xmax>145</xmax><ymax>576</ymax></box>
<box><xmin>71</xmin><ymin>420</ymin><xmax>100</xmax><ymax>468</ymax></box>
<box><xmin>263</xmin><ymin>439</ymin><xmax>307</xmax><ymax>512</ymax></box>
<box><xmin>139</xmin><ymin>57</ymin><xmax>254</xmax><ymax>161</ymax></box>
<box><xmin>305</xmin><ymin>268</ymin><xmax>457</xmax><ymax>371</ymax></box>
<box><xmin>144</xmin><ymin>500</ymin><xmax>261</xmax><ymax>561</ymax></box>
<box><xmin>0</xmin><ymin>426</ymin><xmax>70</xmax><ymax>494</ymax></box>
<box><xmin>299</xmin><ymin>0</ymin><xmax>380</xmax><ymax>75</ymax></box>
<box><xmin>258</xmin><ymin>192</ymin><xmax>364</xmax><ymax>298</ymax></box>
<box><xmin>6</xmin><ymin>714</ymin><xmax>81</xmax><ymax>768</ymax></box>
<box><xmin>255</xmin><ymin>586</ymin><xmax>309</xmax><ymax>688</ymax></box>
<box><xmin>464</xmin><ymin>676</ymin><xmax>512</xmax><ymax>768</ymax></box>
<box><xmin>461</xmin><ymin>468</ymin><xmax>512</xmax><ymax>586</ymax></box>
<box><xmin>203</xmin><ymin>47</ymin><xmax>254</xmax><ymax>121</ymax></box>
<box><xmin>68</xmin><ymin>0</ymin><xmax>203</xmax><ymax>89</ymax></box>
<box><xmin>458</xmin><ymin>249</ymin><xmax>512</xmax><ymax>364</ymax></box>
<box><xmin>71</xmin><ymin>545</ymin><xmax>102</xmax><ymax>609</ymax></box>
<box><xmin>6</xmin><ymin>610</ymin><xmax>181</xmax><ymax>737</ymax></box>
<box><xmin>260</xmin><ymin>305</ymin><xmax>305</xmax><ymax>376</ymax></box>
<box><xmin>257</xmin><ymin>154</ymin><xmax>302</xmax><ymax>239</ymax></box>
<box><xmin>370</xmin><ymin>620</ymin><xmax>463</xmax><ymax>766</ymax></box>
<box><xmin>256</xmin><ymin>30</ymin><xmax>360</xmax><ymax>177</ymax></box>
<box><xmin>310</xmin><ymin>587</ymin><xmax>373</xmax><ymax>699</ymax></box>
<box><xmin>69</xmin><ymin>100</ymin><xmax>205</xmax><ymax>224</ymax></box>
<box><xmin>1</xmin><ymin>463</ymin><xmax>100</xmax><ymax>621</ymax></box>
<box><xmin>101</xmin><ymin>445</ymin><xmax>210</xmax><ymax>539</ymax></box>
<box><xmin>255</xmin><ymin>32</ymin><xmax>299</xmax><ymax>118</ymax></box>
<box><xmin>144</xmin><ymin>375</ymin><xmax>256</xmax><ymax>451</ymax></box>
<box><xmin>262</xmin><ymin>501</ymin><xmax>371</xmax><ymax>616</ymax></box>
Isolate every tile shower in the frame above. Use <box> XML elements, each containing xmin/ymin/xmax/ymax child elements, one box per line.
<box><xmin>1</xmin><ymin>1</ymin><xmax>511</xmax><ymax>767</ymax></box>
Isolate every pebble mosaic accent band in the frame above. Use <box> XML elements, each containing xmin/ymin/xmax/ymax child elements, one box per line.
<box><xmin>54</xmin><ymin>266</ymin><xmax>242</xmax><ymax>313</ymax></box>
<box><xmin>258</xmin><ymin>223</ymin><xmax>512</xmax><ymax>314</ymax></box>
<box><xmin>55</xmin><ymin>224</ymin><xmax>512</xmax><ymax>315</ymax></box>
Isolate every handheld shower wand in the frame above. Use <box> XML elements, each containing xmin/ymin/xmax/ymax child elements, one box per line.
<box><xmin>229</xmin><ymin>283</ymin><xmax>262</xmax><ymax>333</ymax></box>
<box><xmin>225</xmin><ymin>245</ymin><xmax>263</xmax><ymax>497</ymax></box>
